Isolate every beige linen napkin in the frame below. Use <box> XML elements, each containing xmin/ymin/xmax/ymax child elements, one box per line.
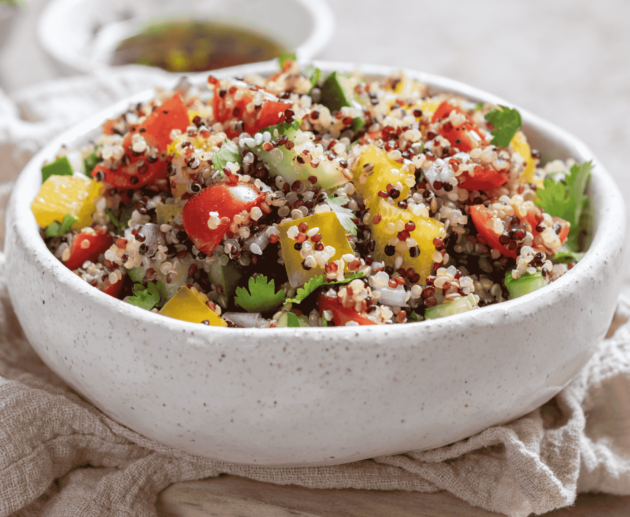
<box><xmin>2</xmin><ymin>69</ymin><xmax>630</xmax><ymax>517</ymax></box>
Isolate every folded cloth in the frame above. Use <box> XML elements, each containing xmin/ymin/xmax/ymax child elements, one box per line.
<box><xmin>2</xmin><ymin>69</ymin><xmax>630</xmax><ymax>517</ymax></box>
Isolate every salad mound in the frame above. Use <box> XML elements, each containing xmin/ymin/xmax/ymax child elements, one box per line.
<box><xmin>31</xmin><ymin>60</ymin><xmax>591</xmax><ymax>328</ymax></box>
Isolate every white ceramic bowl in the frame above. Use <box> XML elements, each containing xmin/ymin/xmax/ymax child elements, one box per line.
<box><xmin>5</xmin><ymin>62</ymin><xmax>625</xmax><ymax>466</ymax></box>
<box><xmin>37</xmin><ymin>0</ymin><xmax>335</xmax><ymax>75</ymax></box>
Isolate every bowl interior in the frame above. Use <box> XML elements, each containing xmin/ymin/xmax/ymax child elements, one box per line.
<box><xmin>7</xmin><ymin>60</ymin><xmax>625</xmax><ymax>337</ymax></box>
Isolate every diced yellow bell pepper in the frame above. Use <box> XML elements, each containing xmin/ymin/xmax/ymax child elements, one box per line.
<box><xmin>158</xmin><ymin>286</ymin><xmax>227</xmax><ymax>326</ymax></box>
<box><xmin>353</xmin><ymin>145</ymin><xmax>414</xmax><ymax>207</ymax></box>
<box><xmin>368</xmin><ymin>198</ymin><xmax>444</xmax><ymax>283</ymax></box>
<box><xmin>278</xmin><ymin>211</ymin><xmax>354</xmax><ymax>287</ymax></box>
<box><xmin>511</xmin><ymin>131</ymin><xmax>535</xmax><ymax>183</ymax></box>
<box><xmin>31</xmin><ymin>174</ymin><xmax>103</xmax><ymax>230</ymax></box>
<box><xmin>167</xmin><ymin>133</ymin><xmax>214</xmax><ymax>158</ymax></box>
<box><xmin>156</xmin><ymin>203</ymin><xmax>183</xmax><ymax>225</ymax></box>
<box><xmin>416</xmin><ymin>98</ymin><xmax>442</xmax><ymax>119</ymax></box>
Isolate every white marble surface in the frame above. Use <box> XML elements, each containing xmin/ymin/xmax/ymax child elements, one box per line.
<box><xmin>1</xmin><ymin>0</ymin><xmax>629</xmax><ymax>278</ymax></box>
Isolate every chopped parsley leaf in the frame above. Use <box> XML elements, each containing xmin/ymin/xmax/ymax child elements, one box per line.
<box><xmin>44</xmin><ymin>214</ymin><xmax>78</xmax><ymax>238</ymax></box>
<box><xmin>484</xmin><ymin>105</ymin><xmax>522</xmax><ymax>148</ymax></box>
<box><xmin>278</xmin><ymin>51</ymin><xmax>297</xmax><ymax>68</ymax></box>
<box><xmin>235</xmin><ymin>275</ymin><xmax>286</xmax><ymax>313</ymax></box>
<box><xmin>536</xmin><ymin>161</ymin><xmax>592</xmax><ymax>252</ymax></box>
<box><xmin>128</xmin><ymin>282</ymin><xmax>161</xmax><ymax>311</ymax></box>
<box><xmin>212</xmin><ymin>139</ymin><xmax>242</xmax><ymax>172</ymax></box>
<box><xmin>285</xmin><ymin>272</ymin><xmax>365</xmax><ymax>306</ymax></box>
<box><xmin>325</xmin><ymin>196</ymin><xmax>358</xmax><ymax>235</ymax></box>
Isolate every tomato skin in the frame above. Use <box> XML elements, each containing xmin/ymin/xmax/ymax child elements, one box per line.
<box><xmin>65</xmin><ymin>232</ymin><xmax>114</xmax><ymax>270</ymax></box>
<box><xmin>213</xmin><ymin>89</ymin><xmax>289</xmax><ymax>138</ymax></box>
<box><xmin>469</xmin><ymin>205</ymin><xmax>517</xmax><ymax>259</ymax></box>
<box><xmin>459</xmin><ymin>167</ymin><xmax>507</xmax><ymax>191</ymax></box>
<box><xmin>92</xmin><ymin>161</ymin><xmax>168</xmax><ymax>190</ymax></box>
<box><xmin>182</xmin><ymin>183</ymin><xmax>265</xmax><ymax>255</ymax></box>
<box><xmin>317</xmin><ymin>294</ymin><xmax>377</xmax><ymax>326</ymax></box>
<box><xmin>92</xmin><ymin>93</ymin><xmax>188</xmax><ymax>191</ymax></box>
<box><xmin>431</xmin><ymin>101</ymin><xmax>487</xmax><ymax>153</ymax></box>
<box><xmin>101</xmin><ymin>276</ymin><xmax>124</xmax><ymax>298</ymax></box>
<box><xmin>524</xmin><ymin>210</ymin><xmax>570</xmax><ymax>246</ymax></box>
<box><xmin>138</xmin><ymin>93</ymin><xmax>189</xmax><ymax>150</ymax></box>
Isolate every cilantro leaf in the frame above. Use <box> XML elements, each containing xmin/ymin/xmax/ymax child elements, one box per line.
<box><xmin>234</xmin><ymin>275</ymin><xmax>286</xmax><ymax>313</ymax></box>
<box><xmin>536</xmin><ymin>161</ymin><xmax>592</xmax><ymax>251</ymax></box>
<box><xmin>484</xmin><ymin>105</ymin><xmax>522</xmax><ymax>148</ymax></box>
<box><xmin>325</xmin><ymin>196</ymin><xmax>357</xmax><ymax>236</ymax></box>
<box><xmin>278</xmin><ymin>51</ymin><xmax>297</xmax><ymax>68</ymax></box>
<box><xmin>212</xmin><ymin>139</ymin><xmax>242</xmax><ymax>172</ymax></box>
<box><xmin>304</xmin><ymin>65</ymin><xmax>322</xmax><ymax>89</ymax></box>
<box><xmin>44</xmin><ymin>214</ymin><xmax>78</xmax><ymax>237</ymax></box>
<box><xmin>285</xmin><ymin>272</ymin><xmax>365</xmax><ymax>305</ymax></box>
<box><xmin>551</xmin><ymin>244</ymin><xmax>585</xmax><ymax>264</ymax></box>
<box><xmin>128</xmin><ymin>282</ymin><xmax>160</xmax><ymax>310</ymax></box>
<box><xmin>83</xmin><ymin>152</ymin><xmax>101</xmax><ymax>177</ymax></box>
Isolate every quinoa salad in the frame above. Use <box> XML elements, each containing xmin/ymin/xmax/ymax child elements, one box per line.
<box><xmin>31</xmin><ymin>59</ymin><xmax>592</xmax><ymax>328</ymax></box>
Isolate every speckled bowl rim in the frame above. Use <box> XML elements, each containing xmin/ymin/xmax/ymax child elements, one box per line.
<box><xmin>9</xmin><ymin>61</ymin><xmax>626</xmax><ymax>341</ymax></box>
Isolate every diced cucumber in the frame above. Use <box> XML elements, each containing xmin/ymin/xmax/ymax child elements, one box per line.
<box><xmin>129</xmin><ymin>256</ymin><xmax>194</xmax><ymax>304</ymax></box>
<box><xmin>505</xmin><ymin>271</ymin><xmax>548</xmax><ymax>299</ymax></box>
<box><xmin>129</xmin><ymin>266</ymin><xmax>146</xmax><ymax>283</ymax></box>
<box><xmin>320</xmin><ymin>72</ymin><xmax>365</xmax><ymax>132</ymax></box>
<box><xmin>425</xmin><ymin>294</ymin><xmax>478</xmax><ymax>320</ymax></box>
<box><xmin>247</xmin><ymin>121</ymin><xmax>349</xmax><ymax>189</ymax></box>
<box><xmin>208</xmin><ymin>255</ymin><xmax>243</xmax><ymax>300</ymax></box>
<box><xmin>42</xmin><ymin>156</ymin><xmax>74</xmax><ymax>183</ymax></box>
<box><xmin>277</xmin><ymin>312</ymin><xmax>310</xmax><ymax>327</ymax></box>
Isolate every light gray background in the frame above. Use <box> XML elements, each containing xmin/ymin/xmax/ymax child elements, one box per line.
<box><xmin>1</xmin><ymin>0</ymin><xmax>629</xmax><ymax>279</ymax></box>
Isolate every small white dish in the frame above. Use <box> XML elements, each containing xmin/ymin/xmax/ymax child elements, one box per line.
<box><xmin>37</xmin><ymin>0</ymin><xmax>335</xmax><ymax>75</ymax></box>
<box><xmin>5</xmin><ymin>62</ymin><xmax>625</xmax><ymax>466</ymax></box>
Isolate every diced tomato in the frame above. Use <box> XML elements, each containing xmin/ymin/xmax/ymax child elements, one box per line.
<box><xmin>459</xmin><ymin>166</ymin><xmax>507</xmax><ymax>191</ymax></box>
<box><xmin>101</xmin><ymin>276</ymin><xmax>124</xmax><ymax>298</ymax></box>
<box><xmin>524</xmin><ymin>209</ymin><xmax>570</xmax><ymax>246</ymax></box>
<box><xmin>65</xmin><ymin>232</ymin><xmax>113</xmax><ymax>270</ymax></box>
<box><xmin>92</xmin><ymin>93</ymin><xmax>189</xmax><ymax>191</ymax></box>
<box><xmin>431</xmin><ymin>101</ymin><xmax>487</xmax><ymax>153</ymax></box>
<box><xmin>317</xmin><ymin>293</ymin><xmax>377</xmax><ymax>326</ymax></box>
<box><xmin>92</xmin><ymin>161</ymin><xmax>168</xmax><ymax>191</ymax></box>
<box><xmin>554</xmin><ymin>217</ymin><xmax>570</xmax><ymax>244</ymax></box>
<box><xmin>182</xmin><ymin>182</ymin><xmax>265</xmax><ymax>255</ymax></box>
<box><xmin>212</xmin><ymin>87</ymin><xmax>290</xmax><ymax>138</ymax></box>
<box><xmin>469</xmin><ymin>205</ymin><xmax>517</xmax><ymax>259</ymax></box>
<box><xmin>136</xmin><ymin>93</ymin><xmax>190</xmax><ymax>151</ymax></box>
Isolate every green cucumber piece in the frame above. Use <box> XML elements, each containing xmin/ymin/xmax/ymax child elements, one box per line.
<box><xmin>129</xmin><ymin>267</ymin><xmax>146</xmax><ymax>283</ymax></box>
<box><xmin>320</xmin><ymin>72</ymin><xmax>365</xmax><ymax>132</ymax></box>
<box><xmin>277</xmin><ymin>312</ymin><xmax>310</xmax><ymax>327</ymax></box>
<box><xmin>505</xmin><ymin>271</ymin><xmax>548</xmax><ymax>299</ymax></box>
<box><xmin>208</xmin><ymin>256</ymin><xmax>243</xmax><ymax>300</ymax></box>
<box><xmin>247</xmin><ymin>121</ymin><xmax>349</xmax><ymax>189</ymax></box>
<box><xmin>425</xmin><ymin>294</ymin><xmax>478</xmax><ymax>320</ymax></box>
<box><xmin>42</xmin><ymin>156</ymin><xmax>74</xmax><ymax>183</ymax></box>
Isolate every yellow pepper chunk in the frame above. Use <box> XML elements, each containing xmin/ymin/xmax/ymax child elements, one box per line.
<box><xmin>167</xmin><ymin>133</ymin><xmax>213</xmax><ymax>158</ymax></box>
<box><xmin>156</xmin><ymin>203</ymin><xmax>183</xmax><ymax>225</ymax></box>
<box><xmin>353</xmin><ymin>145</ymin><xmax>414</xmax><ymax>207</ymax></box>
<box><xmin>159</xmin><ymin>286</ymin><xmax>227</xmax><ymax>326</ymax></box>
<box><xmin>278</xmin><ymin>211</ymin><xmax>354</xmax><ymax>287</ymax></box>
<box><xmin>416</xmin><ymin>98</ymin><xmax>442</xmax><ymax>119</ymax></box>
<box><xmin>511</xmin><ymin>131</ymin><xmax>536</xmax><ymax>183</ymax></box>
<box><xmin>369</xmin><ymin>198</ymin><xmax>444</xmax><ymax>284</ymax></box>
<box><xmin>31</xmin><ymin>174</ymin><xmax>103</xmax><ymax>230</ymax></box>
